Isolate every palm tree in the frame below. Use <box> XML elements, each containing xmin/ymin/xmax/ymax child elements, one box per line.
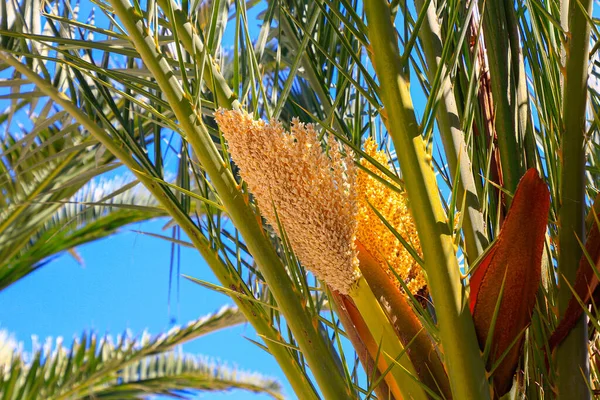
<box><xmin>2</xmin><ymin>0</ymin><xmax>600</xmax><ymax>398</ymax></box>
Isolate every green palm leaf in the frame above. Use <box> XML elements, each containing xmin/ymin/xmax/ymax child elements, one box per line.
<box><xmin>0</xmin><ymin>306</ymin><xmax>281</xmax><ymax>400</ymax></box>
<box><xmin>0</xmin><ymin>176</ymin><xmax>165</xmax><ymax>290</ymax></box>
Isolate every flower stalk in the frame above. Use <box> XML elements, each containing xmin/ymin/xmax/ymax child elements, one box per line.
<box><xmin>350</xmin><ymin>277</ymin><xmax>428</xmax><ymax>400</ymax></box>
<box><xmin>330</xmin><ymin>291</ymin><xmax>393</xmax><ymax>400</ymax></box>
<box><xmin>357</xmin><ymin>244</ymin><xmax>452</xmax><ymax>399</ymax></box>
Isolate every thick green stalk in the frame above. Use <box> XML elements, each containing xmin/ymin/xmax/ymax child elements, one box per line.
<box><xmin>330</xmin><ymin>292</ymin><xmax>392</xmax><ymax>400</ymax></box>
<box><xmin>504</xmin><ymin>2</ymin><xmax>537</xmax><ymax>170</ymax></box>
<box><xmin>479</xmin><ymin>0</ymin><xmax>522</xmax><ymax>193</ymax></box>
<box><xmin>351</xmin><ymin>277</ymin><xmax>429</xmax><ymax>400</ymax></box>
<box><xmin>105</xmin><ymin>2</ymin><xmax>353</xmax><ymax>398</ymax></box>
<box><xmin>364</xmin><ymin>1</ymin><xmax>490</xmax><ymax>398</ymax></box>
<box><xmin>415</xmin><ymin>0</ymin><xmax>488</xmax><ymax>260</ymax></box>
<box><xmin>556</xmin><ymin>0</ymin><xmax>593</xmax><ymax>396</ymax></box>
<box><xmin>0</xmin><ymin>52</ymin><xmax>320</xmax><ymax>400</ymax></box>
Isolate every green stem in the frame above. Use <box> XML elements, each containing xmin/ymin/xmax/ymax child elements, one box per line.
<box><xmin>557</xmin><ymin>0</ymin><xmax>593</xmax><ymax>396</ymax></box>
<box><xmin>504</xmin><ymin>2</ymin><xmax>536</xmax><ymax>171</ymax></box>
<box><xmin>351</xmin><ymin>277</ymin><xmax>428</xmax><ymax>400</ymax></box>
<box><xmin>415</xmin><ymin>0</ymin><xmax>488</xmax><ymax>261</ymax></box>
<box><xmin>104</xmin><ymin>2</ymin><xmax>353</xmax><ymax>398</ymax></box>
<box><xmin>330</xmin><ymin>292</ymin><xmax>393</xmax><ymax>400</ymax></box>
<box><xmin>357</xmin><ymin>246</ymin><xmax>452</xmax><ymax>399</ymax></box>
<box><xmin>0</xmin><ymin>52</ymin><xmax>320</xmax><ymax>400</ymax></box>
<box><xmin>479</xmin><ymin>0</ymin><xmax>522</xmax><ymax>193</ymax></box>
<box><xmin>364</xmin><ymin>1</ymin><xmax>490</xmax><ymax>398</ymax></box>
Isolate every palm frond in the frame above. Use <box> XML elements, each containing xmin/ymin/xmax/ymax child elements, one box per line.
<box><xmin>0</xmin><ymin>306</ymin><xmax>281</xmax><ymax>400</ymax></box>
<box><xmin>0</xmin><ymin>175</ymin><xmax>164</xmax><ymax>290</ymax></box>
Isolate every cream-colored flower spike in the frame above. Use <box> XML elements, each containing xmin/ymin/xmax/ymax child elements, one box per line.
<box><xmin>215</xmin><ymin>109</ymin><xmax>360</xmax><ymax>294</ymax></box>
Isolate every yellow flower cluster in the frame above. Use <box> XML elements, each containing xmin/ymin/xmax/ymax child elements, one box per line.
<box><xmin>214</xmin><ymin>109</ymin><xmax>360</xmax><ymax>295</ymax></box>
<box><xmin>356</xmin><ymin>138</ymin><xmax>427</xmax><ymax>295</ymax></box>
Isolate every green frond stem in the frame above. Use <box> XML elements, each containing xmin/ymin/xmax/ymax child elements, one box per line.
<box><xmin>156</xmin><ymin>0</ymin><xmax>238</xmax><ymax>110</ymax></box>
<box><xmin>351</xmin><ymin>277</ymin><xmax>429</xmax><ymax>400</ymax></box>
<box><xmin>100</xmin><ymin>1</ymin><xmax>353</xmax><ymax>398</ymax></box>
<box><xmin>479</xmin><ymin>1</ymin><xmax>523</xmax><ymax>194</ymax></box>
<box><xmin>364</xmin><ymin>1</ymin><xmax>490</xmax><ymax>398</ymax></box>
<box><xmin>415</xmin><ymin>0</ymin><xmax>488</xmax><ymax>260</ymax></box>
<box><xmin>556</xmin><ymin>0</ymin><xmax>594</xmax><ymax>396</ymax></box>
<box><xmin>330</xmin><ymin>291</ymin><xmax>393</xmax><ymax>400</ymax></box>
<box><xmin>0</xmin><ymin>53</ymin><xmax>320</xmax><ymax>400</ymax></box>
<box><xmin>357</xmin><ymin>245</ymin><xmax>452</xmax><ymax>399</ymax></box>
<box><xmin>504</xmin><ymin>3</ymin><xmax>537</xmax><ymax>171</ymax></box>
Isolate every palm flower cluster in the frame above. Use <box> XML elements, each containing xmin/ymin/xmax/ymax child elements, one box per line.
<box><xmin>215</xmin><ymin>109</ymin><xmax>425</xmax><ymax>297</ymax></box>
<box><xmin>214</xmin><ymin>109</ymin><xmax>360</xmax><ymax>294</ymax></box>
<box><xmin>357</xmin><ymin>138</ymin><xmax>427</xmax><ymax>295</ymax></box>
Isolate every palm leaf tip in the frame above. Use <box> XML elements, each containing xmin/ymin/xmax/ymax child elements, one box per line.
<box><xmin>0</xmin><ymin>330</ymin><xmax>17</xmax><ymax>374</ymax></box>
<box><xmin>214</xmin><ymin>108</ymin><xmax>360</xmax><ymax>294</ymax></box>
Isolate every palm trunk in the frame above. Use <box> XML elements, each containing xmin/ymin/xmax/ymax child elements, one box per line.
<box><xmin>556</xmin><ymin>0</ymin><xmax>593</xmax><ymax>397</ymax></box>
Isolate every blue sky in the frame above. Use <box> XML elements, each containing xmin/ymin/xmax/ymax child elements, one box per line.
<box><xmin>0</xmin><ymin>218</ymin><xmax>290</xmax><ymax>399</ymax></box>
